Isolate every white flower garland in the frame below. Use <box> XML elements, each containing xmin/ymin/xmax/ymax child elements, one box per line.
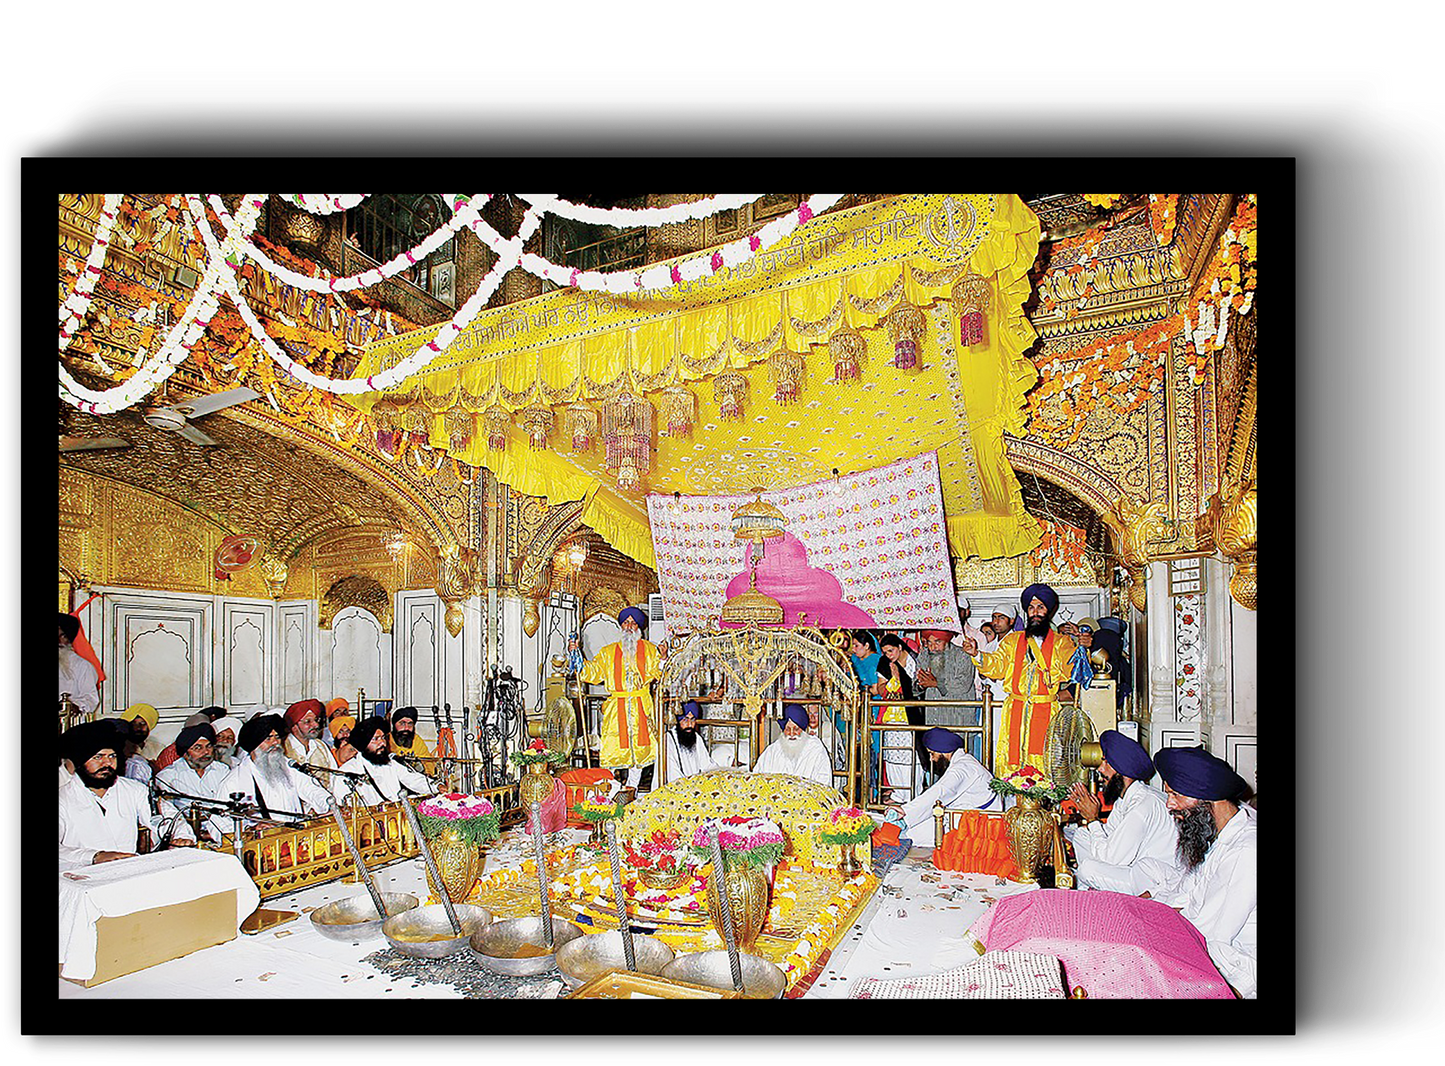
<box><xmin>285</xmin><ymin>194</ymin><xmax>368</xmax><ymax>215</ymax></box>
<box><xmin>514</xmin><ymin>193</ymin><xmax>765</xmax><ymax>226</ymax></box>
<box><xmin>58</xmin><ymin>196</ymin><xmax>264</xmax><ymax>414</ymax></box>
<box><xmin>206</xmin><ymin>193</ymin><xmax>493</xmax><ymax>294</ymax></box>
<box><xmin>60</xmin><ymin>192</ymin><xmax>848</xmax><ymax>405</ymax></box>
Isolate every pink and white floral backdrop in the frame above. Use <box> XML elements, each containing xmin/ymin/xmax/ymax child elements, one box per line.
<box><xmin>646</xmin><ymin>453</ymin><xmax>962</xmax><ymax>632</ymax></box>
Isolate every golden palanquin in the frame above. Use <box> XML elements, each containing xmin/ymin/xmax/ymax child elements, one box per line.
<box><xmin>618</xmin><ymin>769</ymin><xmax>867</xmax><ymax>869</ymax></box>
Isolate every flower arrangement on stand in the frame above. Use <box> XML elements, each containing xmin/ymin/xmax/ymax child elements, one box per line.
<box><xmin>509</xmin><ymin>737</ymin><xmax>569</xmax><ymax>810</ymax></box>
<box><xmin>818</xmin><ymin>806</ymin><xmax>873</xmax><ymax>877</ymax></box>
<box><xmin>413</xmin><ymin>793</ymin><xmax>500</xmax><ymax>903</ymax></box>
<box><xmin>622</xmin><ymin>828</ymin><xmax>694</xmax><ymax>890</ymax></box>
<box><xmin>689</xmin><ymin>816</ymin><xmax>786</xmax><ymax>950</ymax></box>
<box><xmin>572</xmin><ymin>790</ymin><xmax>626</xmax><ymax>846</ymax></box>
<box><xmin>990</xmin><ymin>766</ymin><xmax>1066</xmax><ymax>885</ymax></box>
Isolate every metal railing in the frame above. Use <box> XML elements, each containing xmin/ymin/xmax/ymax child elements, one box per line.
<box><xmin>860</xmin><ymin>693</ymin><xmax>995</xmax><ymax>814</ymax></box>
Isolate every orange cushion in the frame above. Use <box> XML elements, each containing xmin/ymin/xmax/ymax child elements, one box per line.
<box><xmin>871</xmin><ymin>823</ymin><xmax>901</xmax><ymax>848</ymax></box>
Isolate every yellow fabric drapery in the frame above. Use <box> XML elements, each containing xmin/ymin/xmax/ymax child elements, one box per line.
<box><xmin>351</xmin><ymin>194</ymin><xmax>1044</xmax><ymax>569</ymax></box>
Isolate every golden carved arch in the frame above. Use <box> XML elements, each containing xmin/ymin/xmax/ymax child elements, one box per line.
<box><xmin>582</xmin><ymin>585</ymin><xmax>627</xmax><ymax>625</ymax></box>
<box><xmin>514</xmin><ymin>499</ymin><xmax>589</xmax><ymax>597</ymax></box>
<box><xmin>321</xmin><ymin>574</ymin><xmax>393</xmax><ymax>633</ymax></box>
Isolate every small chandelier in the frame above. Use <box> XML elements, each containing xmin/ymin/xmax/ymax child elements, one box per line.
<box><xmin>483</xmin><ymin>406</ymin><xmax>512</xmax><ymax>450</ymax></box>
<box><xmin>952</xmin><ymin>273</ymin><xmax>990</xmax><ymax>348</ymax></box>
<box><xmin>829</xmin><ymin>328</ymin><xmax>866</xmax><ymax>383</ymax></box>
<box><xmin>566</xmin><ymin>400</ymin><xmax>598</xmax><ymax>452</ymax></box>
<box><xmin>886</xmin><ymin>304</ymin><xmax>926</xmax><ymax>371</ymax></box>
<box><xmin>520</xmin><ymin>405</ymin><xmax>555</xmax><ymax>450</ymax></box>
<box><xmin>769</xmin><ymin>350</ymin><xmax>804</xmax><ymax>405</ymax></box>
<box><xmin>659</xmin><ymin>385</ymin><xmax>697</xmax><ymax>438</ymax></box>
<box><xmin>721</xmin><ymin>491</ymin><xmax>787</xmax><ymax>625</ymax></box>
<box><xmin>601</xmin><ymin>390</ymin><xmax>654</xmax><ymax>491</ymax></box>
<box><xmin>713</xmin><ymin>371</ymin><xmax>748</xmax><ymax>421</ymax></box>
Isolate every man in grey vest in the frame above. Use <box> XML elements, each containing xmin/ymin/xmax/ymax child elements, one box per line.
<box><xmin>915</xmin><ymin>629</ymin><xmax>980</xmax><ymax>764</ymax></box>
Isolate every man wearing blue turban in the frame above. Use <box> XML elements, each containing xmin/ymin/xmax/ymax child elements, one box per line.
<box><xmin>885</xmin><ymin>727</ymin><xmax>996</xmax><ymax>844</ymax></box>
<box><xmin>1063</xmin><ymin>730</ymin><xmax>1180</xmax><ymax>893</ymax></box>
<box><xmin>752</xmin><ymin>704</ymin><xmax>833</xmax><ymax>788</ymax></box>
<box><xmin>1134</xmin><ymin>745</ymin><xmax>1257</xmax><ymax>998</ymax></box>
<box><xmin>577</xmin><ymin>606</ymin><xmax>665</xmax><ymax>787</ymax></box>
<box><xmin>961</xmin><ymin>584</ymin><xmax>1078</xmax><ymax>777</ymax></box>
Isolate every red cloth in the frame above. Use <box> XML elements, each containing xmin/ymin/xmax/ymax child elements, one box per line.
<box><xmin>968</xmin><ymin>889</ymin><xmax>1234</xmax><ymax>999</ymax></box>
<box><xmin>153</xmin><ymin>743</ymin><xmax>180</xmax><ymax>773</ymax></box>
<box><xmin>520</xmin><ymin>777</ymin><xmax>568</xmax><ymax>835</ymax></box>
<box><xmin>558</xmin><ymin>768</ymin><xmax>618</xmax><ymax>828</ymax></box>
<box><xmin>67</xmin><ymin>609</ymin><xmax>106</xmax><ymax>686</ymax></box>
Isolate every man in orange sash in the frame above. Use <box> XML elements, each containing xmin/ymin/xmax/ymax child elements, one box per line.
<box><xmin>961</xmin><ymin>584</ymin><xmax>1077</xmax><ymax>778</ymax></box>
<box><xmin>577</xmin><ymin>607</ymin><xmax>664</xmax><ymax>788</ymax></box>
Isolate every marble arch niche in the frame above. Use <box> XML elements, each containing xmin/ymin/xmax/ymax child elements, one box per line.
<box><xmin>321</xmin><ymin>575</ymin><xmax>393</xmax><ymax>704</ymax></box>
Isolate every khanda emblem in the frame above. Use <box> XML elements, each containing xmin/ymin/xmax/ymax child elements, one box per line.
<box><xmin>925</xmin><ymin>195</ymin><xmax>980</xmax><ymax>261</ymax></box>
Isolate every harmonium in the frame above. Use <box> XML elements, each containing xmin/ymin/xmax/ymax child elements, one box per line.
<box><xmin>205</xmin><ymin>801</ymin><xmax>421</xmax><ymax>899</ymax></box>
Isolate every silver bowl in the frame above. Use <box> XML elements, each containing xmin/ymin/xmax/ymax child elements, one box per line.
<box><xmin>662</xmin><ymin>950</ymin><xmax>787</xmax><ymax>999</ymax></box>
<box><xmin>555</xmin><ymin>930</ymin><xmax>676</xmax><ymax>989</ymax></box>
<box><xmin>469</xmin><ymin>914</ymin><xmax>584</xmax><ymax>976</ymax></box>
<box><xmin>381</xmin><ymin>903</ymin><xmax>493</xmax><ymax>958</ymax></box>
<box><xmin>309</xmin><ymin>892</ymin><xmax>420</xmax><ymax>943</ymax></box>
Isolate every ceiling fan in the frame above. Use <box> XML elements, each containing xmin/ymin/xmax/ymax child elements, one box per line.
<box><xmin>139</xmin><ymin>383</ymin><xmax>262</xmax><ymax>445</ymax></box>
<box><xmin>58</xmin><ymin>383</ymin><xmax>262</xmax><ymax>453</ymax></box>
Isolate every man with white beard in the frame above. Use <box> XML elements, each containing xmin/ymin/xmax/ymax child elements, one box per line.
<box><xmin>210</xmin><ymin>715</ymin><xmax>243</xmax><ymax>768</ymax></box>
<box><xmin>217</xmin><ymin>713</ymin><xmax>331</xmax><ymax>822</ymax></box>
<box><xmin>58</xmin><ymin>613</ymin><xmax>100</xmax><ymax>716</ymax></box>
<box><xmin>577</xmin><ymin>607</ymin><xmax>664</xmax><ymax>793</ymax></box>
<box><xmin>752</xmin><ymin>704</ymin><xmax>834</xmax><ymax>789</ymax></box>
<box><xmin>342</xmin><ymin>717</ymin><xmax>433</xmax><ymax>803</ymax></box>
<box><xmin>155</xmin><ymin>720</ymin><xmax>231</xmax><ymax>841</ymax></box>
<box><xmin>662</xmin><ymin>701</ymin><xmax>730</xmax><ymax>783</ymax></box>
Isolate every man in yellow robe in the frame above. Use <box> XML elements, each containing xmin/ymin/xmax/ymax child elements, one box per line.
<box><xmin>577</xmin><ymin>607</ymin><xmax>663</xmax><ymax>786</ymax></box>
<box><xmin>962</xmin><ymin>584</ymin><xmax>1077</xmax><ymax>778</ymax></box>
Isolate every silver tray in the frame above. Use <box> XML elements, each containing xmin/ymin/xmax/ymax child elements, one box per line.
<box><xmin>381</xmin><ymin>903</ymin><xmax>494</xmax><ymax>958</ymax></box>
<box><xmin>309</xmin><ymin>892</ymin><xmax>420</xmax><ymax>943</ymax></box>
<box><xmin>469</xmin><ymin>914</ymin><xmax>584</xmax><ymax>976</ymax></box>
<box><xmin>555</xmin><ymin>930</ymin><xmax>676</xmax><ymax>989</ymax></box>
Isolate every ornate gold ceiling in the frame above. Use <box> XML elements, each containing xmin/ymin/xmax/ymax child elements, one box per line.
<box><xmin>60</xmin><ymin>406</ymin><xmax>412</xmax><ymax>559</ymax></box>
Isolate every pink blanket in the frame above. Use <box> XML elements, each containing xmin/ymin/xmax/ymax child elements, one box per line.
<box><xmin>967</xmin><ymin>889</ymin><xmax>1234</xmax><ymax>998</ymax></box>
<box><xmin>520</xmin><ymin>777</ymin><xmax>568</xmax><ymax>835</ymax></box>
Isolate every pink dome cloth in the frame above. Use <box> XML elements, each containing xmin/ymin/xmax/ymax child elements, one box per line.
<box><xmin>520</xmin><ymin>776</ymin><xmax>569</xmax><ymax>835</ymax></box>
<box><xmin>721</xmin><ymin>534</ymin><xmax>877</xmax><ymax>628</ymax></box>
<box><xmin>967</xmin><ymin>889</ymin><xmax>1235</xmax><ymax>999</ymax></box>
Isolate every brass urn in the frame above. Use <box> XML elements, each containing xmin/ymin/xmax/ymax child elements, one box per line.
<box><xmin>424</xmin><ymin>827</ymin><xmax>487</xmax><ymax>904</ymax></box>
<box><xmin>638</xmin><ymin>862</ymin><xmax>691</xmax><ymax>892</ymax></box>
<box><xmin>1002</xmin><ymin>795</ymin><xmax>1055</xmax><ymax>884</ymax></box>
<box><xmin>837</xmin><ymin>843</ymin><xmax>864</xmax><ymax>878</ymax></box>
<box><xmin>519</xmin><ymin>762</ymin><xmax>555</xmax><ymax>810</ymax></box>
<box><xmin>705</xmin><ymin>860</ymin><xmax>771</xmax><ymax>950</ymax></box>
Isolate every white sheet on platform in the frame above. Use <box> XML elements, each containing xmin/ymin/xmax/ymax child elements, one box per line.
<box><xmin>58</xmin><ymin>848</ymin><xmax>261</xmax><ymax>981</ymax></box>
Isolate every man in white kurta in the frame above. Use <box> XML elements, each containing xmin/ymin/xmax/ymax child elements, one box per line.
<box><xmin>218</xmin><ymin>713</ymin><xmax>332</xmax><ymax>822</ymax></box>
<box><xmin>282</xmin><ymin>699</ymin><xmax>336</xmax><ymax>772</ymax></box>
<box><xmin>1135</xmin><ymin>745</ymin><xmax>1258</xmax><ymax>999</ymax></box>
<box><xmin>59</xmin><ymin>721</ymin><xmax>193</xmax><ymax>870</ymax></box>
<box><xmin>343</xmin><ymin>717</ymin><xmax>432</xmax><ymax>802</ymax></box>
<box><xmin>752</xmin><ymin>704</ymin><xmax>834</xmax><ymax>789</ymax></box>
<box><xmin>58</xmin><ymin>614</ymin><xmax>101</xmax><ymax>716</ymax></box>
<box><xmin>155</xmin><ymin>721</ymin><xmax>232</xmax><ymax>841</ymax></box>
<box><xmin>887</xmin><ymin>727</ymin><xmax>998</xmax><ymax>843</ymax></box>
<box><xmin>1063</xmin><ymin>730</ymin><xmax>1180</xmax><ymax>893</ymax></box>
<box><xmin>663</xmin><ymin>701</ymin><xmax>730</xmax><ymax>784</ymax></box>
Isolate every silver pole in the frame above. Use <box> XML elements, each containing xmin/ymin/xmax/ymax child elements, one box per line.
<box><xmin>328</xmin><ymin>798</ymin><xmax>389</xmax><ymax>919</ymax></box>
<box><xmin>603</xmin><ymin>819</ymin><xmax>636</xmax><ymax>971</ymax></box>
<box><xmin>708</xmin><ymin>822</ymin><xmax>745</xmax><ymax>993</ymax></box>
<box><xmin>399</xmin><ymin>794</ymin><xmax>462</xmax><ymax>935</ymax></box>
<box><xmin>529</xmin><ymin>801</ymin><xmax>554</xmax><ymax>949</ymax></box>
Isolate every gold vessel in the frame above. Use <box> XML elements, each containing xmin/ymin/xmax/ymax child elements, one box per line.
<box><xmin>423</xmin><ymin>827</ymin><xmax>487</xmax><ymax>904</ymax></box>
<box><xmin>837</xmin><ymin>843</ymin><xmax>864</xmax><ymax>878</ymax></box>
<box><xmin>638</xmin><ymin>863</ymin><xmax>692</xmax><ymax>892</ymax></box>
<box><xmin>519</xmin><ymin>763</ymin><xmax>555</xmax><ymax>809</ymax></box>
<box><xmin>704</xmin><ymin>860</ymin><xmax>770</xmax><ymax>950</ymax></box>
<box><xmin>1002</xmin><ymin>795</ymin><xmax>1054</xmax><ymax>884</ymax></box>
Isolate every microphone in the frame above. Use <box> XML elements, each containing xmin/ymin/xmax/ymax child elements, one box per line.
<box><xmin>290</xmin><ymin>759</ymin><xmax>365</xmax><ymax>779</ymax></box>
<box><xmin>148</xmin><ymin>774</ymin><xmax>161</xmax><ymax>817</ymax></box>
